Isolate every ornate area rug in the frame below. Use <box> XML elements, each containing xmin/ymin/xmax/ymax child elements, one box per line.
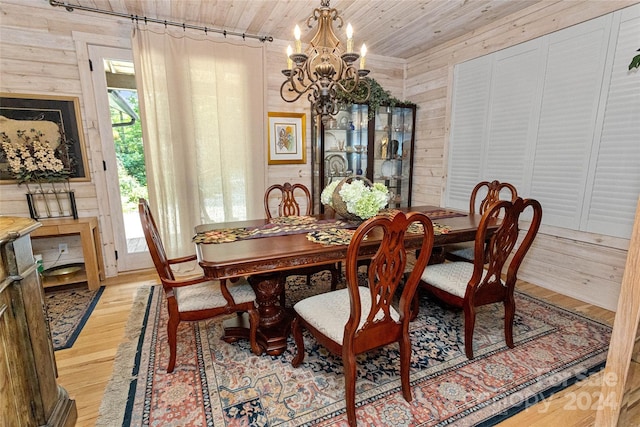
<box><xmin>98</xmin><ymin>276</ymin><xmax>611</xmax><ymax>426</ymax></box>
<box><xmin>44</xmin><ymin>284</ymin><xmax>105</xmax><ymax>350</ymax></box>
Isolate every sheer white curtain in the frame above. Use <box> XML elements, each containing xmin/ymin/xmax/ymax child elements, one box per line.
<box><xmin>132</xmin><ymin>26</ymin><xmax>266</xmax><ymax>257</ymax></box>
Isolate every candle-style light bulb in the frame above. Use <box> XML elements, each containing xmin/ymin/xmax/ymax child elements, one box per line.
<box><xmin>360</xmin><ymin>44</ymin><xmax>367</xmax><ymax>69</ymax></box>
<box><xmin>294</xmin><ymin>25</ymin><xmax>302</xmax><ymax>53</ymax></box>
<box><xmin>346</xmin><ymin>23</ymin><xmax>353</xmax><ymax>53</ymax></box>
<box><xmin>286</xmin><ymin>45</ymin><xmax>293</xmax><ymax>69</ymax></box>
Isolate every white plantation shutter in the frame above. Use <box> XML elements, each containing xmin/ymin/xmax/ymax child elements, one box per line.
<box><xmin>485</xmin><ymin>39</ymin><xmax>542</xmax><ymax>190</ymax></box>
<box><xmin>530</xmin><ymin>15</ymin><xmax>612</xmax><ymax>229</ymax></box>
<box><xmin>584</xmin><ymin>7</ymin><xmax>640</xmax><ymax>237</ymax></box>
<box><xmin>447</xmin><ymin>55</ymin><xmax>492</xmax><ymax>211</ymax></box>
<box><xmin>447</xmin><ymin>5</ymin><xmax>639</xmax><ymax>239</ymax></box>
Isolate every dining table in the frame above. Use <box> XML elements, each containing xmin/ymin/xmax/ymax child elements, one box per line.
<box><xmin>195</xmin><ymin>205</ymin><xmax>495</xmax><ymax>356</ymax></box>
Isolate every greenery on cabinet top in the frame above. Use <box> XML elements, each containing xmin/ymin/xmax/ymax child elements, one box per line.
<box><xmin>336</xmin><ymin>77</ymin><xmax>416</xmax><ymax>119</ymax></box>
<box><xmin>630</xmin><ymin>48</ymin><xmax>640</xmax><ymax>69</ymax></box>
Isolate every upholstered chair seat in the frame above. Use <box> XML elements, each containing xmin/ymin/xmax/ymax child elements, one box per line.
<box><xmin>175</xmin><ymin>278</ymin><xmax>255</xmax><ymax>312</ymax></box>
<box><xmin>293</xmin><ymin>287</ymin><xmax>400</xmax><ymax>344</ymax></box>
<box><xmin>420</xmin><ymin>262</ymin><xmax>488</xmax><ymax>298</ymax></box>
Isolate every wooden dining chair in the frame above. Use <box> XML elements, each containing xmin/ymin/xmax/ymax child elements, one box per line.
<box><xmin>419</xmin><ymin>197</ymin><xmax>542</xmax><ymax>359</ymax></box>
<box><xmin>264</xmin><ymin>182</ymin><xmax>339</xmax><ymax>303</ymax></box>
<box><xmin>138</xmin><ymin>198</ymin><xmax>261</xmax><ymax>372</ymax></box>
<box><xmin>290</xmin><ymin>210</ymin><xmax>435</xmax><ymax>426</ymax></box>
<box><xmin>444</xmin><ymin>180</ymin><xmax>519</xmax><ymax>262</ymax></box>
<box><xmin>264</xmin><ymin>182</ymin><xmax>312</xmax><ymax>219</ymax></box>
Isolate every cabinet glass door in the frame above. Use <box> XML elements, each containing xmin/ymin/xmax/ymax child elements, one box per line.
<box><xmin>323</xmin><ymin>104</ymin><xmax>369</xmax><ymax>185</ymax></box>
<box><xmin>372</xmin><ymin>106</ymin><xmax>414</xmax><ymax>208</ymax></box>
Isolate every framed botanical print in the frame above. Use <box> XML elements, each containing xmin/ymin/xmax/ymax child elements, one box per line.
<box><xmin>267</xmin><ymin>112</ymin><xmax>306</xmax><ymax>165</ymax></box>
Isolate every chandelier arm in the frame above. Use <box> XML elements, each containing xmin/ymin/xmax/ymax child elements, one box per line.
<box><xmin>342</xmin><ymin>65</ymin><xmax>359</xmax><ymax>82</ymax></box>
<box><xmin>329</xmin><ymin>8</ymin><xmax>342</xmax><ymax>29</ymax></box>
<box><xmin>280</xmin><ymin>81</ymin><xmax>308</xmax><ymax>103</ymax></box>
<box><xmin>334</xmin><ymin>65</ymin><xmax>362</xmax><ymax>93</ymax></box>
<box><xmin>327</xmin><ymin>84</ymin><xmax>339</xmax><ymax>103</ymax></box>
<box><xmin>308</xmin><ymin>91</ymin><xmax>319</xmax><ymax>106</ymax></box>
<box><xmin>284</xmin><ymin>77</ymin><xmax>318</xmax><ymax>99</ymax></box>
<box><xmin>287</xmin><ymin>61</ymin><xmax>320</xmax><ymax>96</ymax></box>
<box><xmin>281</xmin><ymin>68</ymin><xmax>320</xmax><ymax>102</ymax></box>
<box><xmin>292</xmin><ymin>72</ymin><xmax>310</xmax><ymax>93</ymax></box>
<box><xmin>334</xmin><ymin>80</ymin><xmax>357</xmax><ymax>95</ymax></box>
<box><xmin>307</xmin><ymin>8</ymin><xmax>321</xmax><ymax>29</ymax></box>
<box><xmin>354</xmin><ymin>85</ymin><xmax>371</xmax><ymax>104</ymax></box>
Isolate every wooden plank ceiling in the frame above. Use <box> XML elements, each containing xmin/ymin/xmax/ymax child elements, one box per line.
<box><xmin>59</xmin><ymin>0</ymin><xmax>544</xmax><ymax>59</ymax></box>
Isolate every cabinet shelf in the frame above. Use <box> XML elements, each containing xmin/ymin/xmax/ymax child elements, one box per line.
<box><xmin>41</xmin><ymin>266</ymin><xmax>87</xmax><ymax>288</ymax></box>
<box><xmin>378</xmin><ymin>179</ymin><xmax>402</xmax><ymax>182</ymax></box>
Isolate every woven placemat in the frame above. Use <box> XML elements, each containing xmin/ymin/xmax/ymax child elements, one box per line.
<box><xmin>306</xmin><ymin>222</ymin><xmax>452</xmax><ymax>246</ymax></box>
<box><xmin>306</xmin><ymin>228</ymin><xmax>357</xmax><ymax>246</ymax></box>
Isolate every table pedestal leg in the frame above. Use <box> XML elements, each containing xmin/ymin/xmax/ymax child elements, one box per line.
<box><xmin>221</xmin><ymin>272</ymin><xmax>291</xmax><ymax>356</ymax></box>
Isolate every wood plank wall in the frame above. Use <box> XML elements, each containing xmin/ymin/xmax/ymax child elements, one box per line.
<box><xmin>404</xmin><ymin>0</ymin><xmax>639</xmax><ymax>310</ymax></box>
<box><xmin>0</xmin><ymin>0</ymin><xmax>404</xmax><ymax>277</ymax></box>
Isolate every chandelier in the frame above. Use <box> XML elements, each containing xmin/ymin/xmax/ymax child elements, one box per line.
<box><xmin>280</xmin><ymin>0</ymin><xmax>371</xmax><ymax>119</ymax></box>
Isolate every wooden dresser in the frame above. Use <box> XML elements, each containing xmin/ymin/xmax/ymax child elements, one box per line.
<box><xmin>0</xmin><ymin>216</ymin><xmax>76</xmax><ymax>426</ymax></box>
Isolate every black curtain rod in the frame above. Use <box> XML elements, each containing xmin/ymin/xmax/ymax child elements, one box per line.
<box><xmin>49</xmin><ymin>0</ymin><xmax>274</xmax><ymax>43</ymax></box>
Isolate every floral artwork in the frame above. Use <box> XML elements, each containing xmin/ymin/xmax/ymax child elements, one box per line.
<box><xmin>1</xmin><ymin>124</ymin><xmax>78</xmax><ymax>218</ymax></box>
<box><xmin>276</xmin><ymin>125</ymin><xmax>295</xmax><ymax>152</ymax></box>
<box><xmin>1</xmin><ymin>126</ymin><xmax>70</xmax><ymax>183</ymax></box>
<box><xmin>267</xmin><ymin>112</ymin><xmax>306</xmax><ymax>164</ymax></box>
<box><xmin>0</xmin><ymin>94</ymin><xmax>88</xmax><ymax>182</ymax></box>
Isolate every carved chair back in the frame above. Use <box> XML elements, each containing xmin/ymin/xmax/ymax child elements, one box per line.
<box><xmin>264</xmin><ymin>182</ymin><xmax>312</xmax><ymax>219</ymax></box>
<box><xmin>470</xmin><ymin>180</ymin><xmax>518</xmax><ymax>215</ymax></box>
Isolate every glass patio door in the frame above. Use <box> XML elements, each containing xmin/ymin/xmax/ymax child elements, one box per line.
<box><xmin>89</xmin><ymin>45</ymin><xmax>152</xmax><ymax>272</ymax></box>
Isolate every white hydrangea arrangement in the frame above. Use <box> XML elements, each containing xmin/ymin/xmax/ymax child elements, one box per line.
<box><xmin>1</xmin><ymin>129</ymin><xmax>69</xmax><ymax>184</ymax></box>
<box><xmin>321</xmin><ymin>180</ymin><xmax>340</xmax><ymax>206</ymax></box>
<box><xmin>322</xmin><ymin>178</ymin><xmax>389</xmax><ymax>220</ymax></box>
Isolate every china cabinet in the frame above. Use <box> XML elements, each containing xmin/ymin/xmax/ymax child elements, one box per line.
<box><xmin>0</xmin><ymin>216</ymin><xmax>77</xmax><ymax>427</ymax></box>
<box><xmin>311</xmin><ymin>103</ymin><xmax>416</xmax><ymax>214</ymax></box>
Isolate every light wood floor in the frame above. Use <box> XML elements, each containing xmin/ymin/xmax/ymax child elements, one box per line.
<box><xmin>54</xmin><ymin>270</ymin><xmax>639</xmax><ymax>426</ymax></box>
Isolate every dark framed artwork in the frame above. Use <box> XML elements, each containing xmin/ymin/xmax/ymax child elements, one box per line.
<box><xmin>0</xmin><ymin>93</ymin><xmax>89</xmax><ymax>183</ymax></box>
